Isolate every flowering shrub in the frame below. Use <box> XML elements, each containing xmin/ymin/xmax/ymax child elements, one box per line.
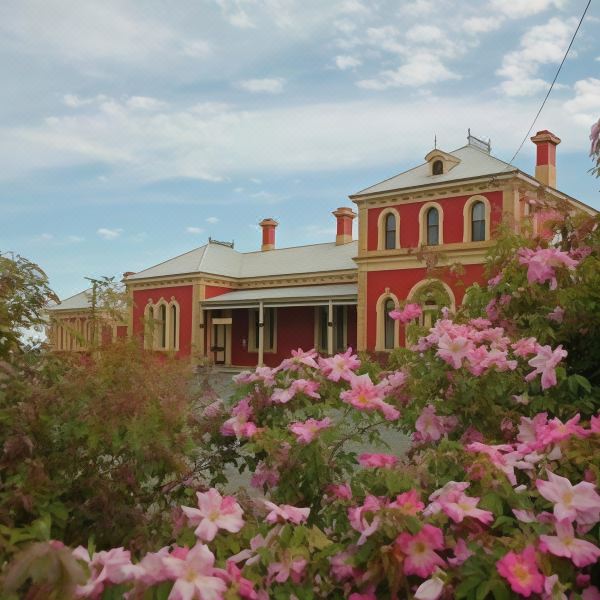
<box><xmin>2</xmin><ymin>215</ymin><xmax>600</xmax><ymax>598</ymax></box>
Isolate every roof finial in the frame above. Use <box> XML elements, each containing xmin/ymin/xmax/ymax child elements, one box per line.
<box><xmin>434</xmin><ymin>133</ymin><xmax>437</xmax><ymax>149</ymax></box>
<box><xmin>468</xmin><ymin>127</ymin><xmax>471</xmax><ymax>141</ymax></box>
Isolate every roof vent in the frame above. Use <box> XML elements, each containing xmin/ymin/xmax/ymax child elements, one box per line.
<box><xmin>467</xmin><ymin>129</ymin><xmax>491</xmax><ymax>154</ymax></box>
<box><xmin>208</xmin><ymin>237</ymin><xmax>234</xmax><ymax>248</ymax></box>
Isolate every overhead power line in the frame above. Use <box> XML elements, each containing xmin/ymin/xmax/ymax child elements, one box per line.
<box><xmin>505</xmin><ymin>0</ymin><xmax>592</xmax><ymax>169</ymax></box>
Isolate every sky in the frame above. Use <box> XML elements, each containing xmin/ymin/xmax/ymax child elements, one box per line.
<box><xmin>1</xmin><ymin>0</ymin><xmax>599</xmax><ymax>300</ymax></box>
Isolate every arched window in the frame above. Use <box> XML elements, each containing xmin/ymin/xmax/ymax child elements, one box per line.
<box><xmin>384</xmin><ymin>298</ymin><xmax>395</xmax><ymax>350</ymax></box>
<box><xmin>427</xmin><ymin>207</ymin><xmax>439</xmax><ymax>245</ymax></box>
<box><xmin>471</xmin><ymin>201</ymin><xmax>485</xmax><ymax>241</ymax></box>
<box><xmin>385</xmin><ymin>213</ymin><xmax>396</xmax><ymax>249</ymax></box>
<box><xmin>145</xmin><ymin>305</ymin><xmax>155</xmax><ymax>349</ymax></box>
<box><xmin>158</xmin><ymin>304</ymin><xmax>167</xmax><ymax>349</ymax></box>
<box><xmin>432</xmin><ymin>160</ymin><xmax>443</xmax><ymax>175</ymax></box>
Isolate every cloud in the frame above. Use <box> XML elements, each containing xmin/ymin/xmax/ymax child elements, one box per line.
<box><xmin>463</xmin><ymin>17</ymin><xmax>504</xmax><ymax>34</ymax></box>
<box><xmin>237</xmin><ymin>78</ymin><xmax>286</xmax><ymax>93</ymax></box>
<box><xmin>97</xmin><ymin>228</ymin><xmax>123</xmax><ymax>240</ymax></box>
<box><xmin>497</xmin><ymin>17</ymin><xmax>578</xmax><ymax>96</ymax></box>
<box><xmin>489</xmin><ymin>0</ymin><xmax>567</xmax><ymax>19</ymax></box>
<box><xmin>205</xmin><ymin>216</ymin><xmax>220</xmax><ymax>224</ymax></box>
<box><xmin>66</xmin><ymin>235</ymin><xmax>85</xmax><ymax>243</ymax></box>
<box><xmin>125</xmin><ymin>96</ymin><xmax>166</xmax><ymax>111</ymax></box>
<box><xmin>186</xmin><ymin>226</ymin><xmax>205</xmax><ymax>234</ymax></box>
<box><xmin>335</xmin><ymin>55</ymin><xmax>362</xmax><ymax>70</ymax></box>
<box><xmin>358</xmin><ymin>53</ymin><xmax>460</xmax><ymax>89</ymax></box>
<box><xmin>398</xmin><ymin>0</ymin><xmax>435</xmax><ymax>16</ymax></box>
<box><xmin>564</xmin><ymin>78</ymin><xmax>600</xmax><ymax>125</ymax></box>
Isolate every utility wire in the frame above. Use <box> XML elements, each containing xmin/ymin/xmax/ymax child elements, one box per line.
<box><xmin>505</xmin><ymin>0</ymin><xmax>592</xmax><ymax>169</ymax></box>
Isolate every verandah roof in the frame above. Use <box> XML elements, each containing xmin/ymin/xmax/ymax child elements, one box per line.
<box><xmin>202</xmin><ymin>284</ymin><xmax>357</xmax><ymax>309</ymax></box>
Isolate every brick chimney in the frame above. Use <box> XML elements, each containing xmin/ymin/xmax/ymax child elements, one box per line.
<box><xmin>259</xmin><ymin>218</ymin><xmax>278</xmax><ymax>251</ymax></box>
<box><xmin>123</xmin><ymin>271</ymin><xmax>136</xmax><ymax>279</ymax></box>
<box><xmin>530</xmin><ymin>130</ymin><xmax>561</xmax><ymax>188</ymax></box>
<box><xmin>332</xmin><ymin>207</ymin><xmax>356</xmax><ymax>245</ymax></box>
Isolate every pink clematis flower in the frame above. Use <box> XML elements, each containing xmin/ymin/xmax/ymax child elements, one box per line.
<box><xmin>329</xmin><ymin>547</ymin><xmax>360</xmax><ymax>581</ymax></box>
<box><xmin>220</xmin><ymin>398</ymin><xmax>259</xmax><ymax>438</ymax></box>
<box><xmin>415</xmin><ymin>405</ymin><xmax>457</xmax><ymax>443</ymax></box>
<box><xmin>512</xmin><ymin>336</ymin><xmax>538</xmax><ymax>357</ymax></box>
<box><xmin>348</xmin><ymin>495</ymin><xmax>383</xmax><ymax>545</ymax></box>
<box><xmin>517</xmin><ymin>247</ymin><xmax>578</xmax><ymax>290</ymax></box>
<box><xmin>271</xmin><ymin>378</ymin><xmax>320</xmax><ymax>404</ymax></box>
<box><xmin>448</xmin><ymin>539</ymin><xmax>473</xmax><ymax>567</ymax></box>
<box><xmin>358</xmin><ymin>453</ymin><xmax>398</xmax><ymax>469</ymax></box>
<box><xmin>318</xmin><ymin>348</ymin><xmax>361</xmax><ymax>382</ymax></box>
<box><xmin>414</xmin><ymin>570</ymin><xmax>445</xmax><ymax>600</ymax></box>
<box><xmin>542</xmin><ymin>574</ymin><xmax>567</xmax><ymax>600</ymax></box>
<box><xmin>548</xmin><ymin>306</ymin><xmax>565</xmax><ymax>323</ymax></box>
<box><xmin>163</xmin><ymin>543</ymin><xmax>226</xmax><ymax>600</ymax></box>
<box><xmin>395</xmin><ymin>524</ymin><xmax>446</xmax><ymax>578</ymax></box>
<box><xmin>73</xmin><ymin>547</ymin><xmax>134</xmax><ymax>599</ymax></box>
<box><xmin>215</xmin><ymin>562</ymin><xmax>257</xmax><ymax>599</ymax></box>
<box><xmin>389</xmin><ymin>490</ymin><xmax>425</xmax><ymax>515</ymax></box>
<box><xmin>278</xmin><ymin>348</ymin><xmax>319</xmax><ymax>371</ymax></box>
<box><xmin>289</xmin><ymin>417</ymin><xmax>332</xmax><ymax>444</ymax></box>
<box><xmin>181</xmin><ymin>489</ymin><xmax>245</xmax><ymax>542</ymax></box>
<box><xmin>536</xmin><ymin>471</ymin><xmax>600</xmax><ymax>526</ymax></box>
<box><xmin>537</xmin><ymin>414</ymin><xmax>589</xmax><ymax>446</ymax></box>
<box><xmin>424</xmin><ymin>481</ymin><xmax>493</xmax><ymax>525</ymax></box>
<box><xmin>496</xmin><ymin>545</ymin><xmax>544</xmax><ymax>597</ymax></box>
<box><xmin>436</xmin><ymin>334</ymin><xmax>474</xmax><ymax>369</ymax></box>
<box><xmin>263</xmin><ymin>500</ymin><xmax>310</xmax><ymax>525</ymax></box>
<box><xmin>267</xmin><ymin>552</ymin><xmax>307</xmax><ymax>584</ymax></box>
<box><xmin>340</xmin><ymin>373</ymin><xmax>400</xmax><ymax>420</ymax></box>
<box><xmin>326</xmin><ymin>483</ymin><xmax>353</xmax><ymax>501</ymax></box>
<box><xmin>525</xmin><ymin>344</ymin><xmax>568</xmax><ymax>390</ymax></box>
<box><xmin>389</xmin><ymin>303</ymin><xmax>422</xmax><ymax>324</ymax></box>
<box><xmin>250</xmin><ymin>462</ymin><xmax>280</xmax><ymax>489</ymax></box>
<box><xmin>539</xmin><ymin>519</ymin><xmax>600</xmax><ymax>567</ymax></box>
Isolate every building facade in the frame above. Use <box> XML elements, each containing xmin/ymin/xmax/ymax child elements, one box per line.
<box><xmin>48</xmin><ymin>130</ymin><xmax>596</xmax><ymax>366</ymax></box>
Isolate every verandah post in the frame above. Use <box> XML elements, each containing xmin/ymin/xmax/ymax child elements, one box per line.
<box><xmin>258</xmin><ymin>301</ymin><xmax>264</xmax><ymax>367</ymax></box>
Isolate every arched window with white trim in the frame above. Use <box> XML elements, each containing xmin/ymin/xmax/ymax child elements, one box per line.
<box><xmin>471</xmin><ymin>201</ymin><xmax>486</xmax><ymax>241</ymax></box>
<box><xmin>158</xmin><ymin>304</ymin><xmax>167</xmax><ymax>349</ymax></box>
<box><xmin>377</xmin><ymin>208</ymin><xmax>400</xmax><ymax>250</ymax></box>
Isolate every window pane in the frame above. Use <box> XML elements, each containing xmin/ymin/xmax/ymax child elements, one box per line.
<box><xmin>384</xmin><ymin>299</ymin><xmax>395</xmax><ymax>350</ymax></box>
<box><xmin>385</xmin><ymin>213</ymin><xmax>396</xmax><ymax>249</ymax></box>
<box><xmin>319</xmin><ymin>307</ymin><xmax>328</xmax><ymax>351</ymax></box>
<box><xmin>427</xmin><ymin>208</ymin><xmax>439</xmax><ymax>245</ymax></box>
<box><xmin>433</xmin><ymin>160</ymin><xmax>443</xmax><ymax>175</ymax></box>
<box><xmin>171</xmin><ymin>305</ymin><xmax>177</xmax><ymax>348</ymax></box>
<box><xmin>471</xmin><ymin>202</ymin><xmax>485</xmax><ymax>241</ymax></box>
<box><xmin>160</xmin><ymin>305</ymin><xmax>167</xmax><ymax>348</ymax></box>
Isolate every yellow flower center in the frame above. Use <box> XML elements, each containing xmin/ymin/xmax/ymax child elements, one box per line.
<box><xmin>562</xmin><ymin>491</ymin><xmax>574</xmax><ymax>506</ymax></box>
<box><xmin>512</xmin><ymin>564</ymin><xmax>531</xmax><ymax>584</ymax></box>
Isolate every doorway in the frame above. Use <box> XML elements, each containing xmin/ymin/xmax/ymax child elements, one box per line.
<box><xmin>211</xmin><ymin>323</ymin><xmax>227</xmax><ymax>365</ymax></box>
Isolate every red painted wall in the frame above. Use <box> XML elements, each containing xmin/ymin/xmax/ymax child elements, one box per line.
<box><xmin>230</xmin><ymin>306</ymin><xmax>316</xmax><ymax>368</ymax></box>
<box><xmin>365</xmin><ymin>264</ymin><xmax>485</xmax><ymax>349</ymax></box>
<box><xmin>347</xmin><ymin>305</ymin><xmax>358</xmax><ymax>350</ymax></box>
<box><xmin>132</xmin><ymin>285</ymin><xmax>194</xmax><ymax>357</ymax></box>
<box><xmin>205</xmin><ymin>285</ymin><xmax>233</xmax><ymax>299</ymax></box>
<box><xmin>367</xmin><ymin>191</ymin><xmax>503</xmax><ymax>250</ymax></box>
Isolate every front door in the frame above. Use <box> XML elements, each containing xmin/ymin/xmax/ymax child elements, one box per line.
<box><xmin>211</xmin><ymin>323</ymin><xmax>227</xmax><ymax>365</ymax></box>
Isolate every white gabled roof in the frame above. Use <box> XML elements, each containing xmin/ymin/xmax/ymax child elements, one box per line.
<box><xmin>47</xmin><ymin>289</ymin><xmax>92</xmax><ymax>311</ymax></box>
<box><xmin>353</xmin><ymin>144</ymin><xmax>517</xmax><ymax>196</ymax></box>
<box><xmin>126</xmin><ymin>241</ymin><xmax>358</xmax><ymax>281</ymax></box>
<box><xmin>203</xmin><ymin>283</ymin><xmax>358</xmax><ymax>307</ymax></box>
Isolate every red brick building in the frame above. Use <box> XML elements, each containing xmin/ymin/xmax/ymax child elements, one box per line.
<box><xmin>48</xmin><ymin>130</ymin><xmax>596</xmax><ymax>366</ymax></box>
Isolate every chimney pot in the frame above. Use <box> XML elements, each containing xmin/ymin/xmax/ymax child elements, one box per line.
<box><xmin>123</xmin><ymin>271</ymin><xmax>136</xmax><ymax>278</ymax></box>
<box><xmin>332</xmin><ymin>207</ymin><xmax>356</xmax><ymax>245</ymax></box>
<box><xmin>259</xmin><ymin>218</ymin><xmax>278</xmax><ymax>251</ymax></box>
<box><xmin>530</xmin><ymin>130</ymin><xmax>561</xmax><ymax>188</ymax></box>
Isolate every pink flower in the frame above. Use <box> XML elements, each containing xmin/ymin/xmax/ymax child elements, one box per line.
<box><xmin>318</xmin><ymin>348</ymin><xmax>361</xmax><ymax>382</ymax></box>
<box><xmin>267</xmin><ymin>552</ymin><xmax>307</xmax><ymax>584</ymax></box>
<box><xmin>348</xmin><ymin>495</ymin><xmax>382</xmax><ymax>545</ymax></box>
<box><xmin>278</xmin><ymin>348</ymin><xmax>319</xmax><ymax>371</ymax></box>
<box><xmin>271</xmin><ymin>379</ymin><xmax>320</xmax><ymax>404</ymax></box>
<box><xmin>487</xmin><ymin>273</ymin><xmax>502</xmax><ymax>287</ymax></box>
<box><xmin>395</xmin><ymin>524</ymin><xmax>446</xmax><ymax>578</ymax></box>
<box><xmin>340</xmin><ymin>373</ymin><xmax>400</xmax><ymax>420</ymax></box>
<box><xmin>263</xmin><ymin>500</ymin><xmax>310</xmax><ymax>525</ymax></box>
<box><xmin>181</xmin><ymin>489</ymin><xmax>245</xmax><ymax>542</ymax></box>
<box><xmin>525</xmin><ymin>344</ymin><xmax>567</xmax><ymax>390</ymax></box>
<box><xmin>496</xmin><ymin>545</ymin><xmax>544</xmax><ymax>597</ymax></box>
<box><xmin>250</xmin><ymin>462</ymin><xmax>280</xmax><ymax>489</ymax></box>
<box><xmin>220</xmin><ymin>398</ymin><xmax>259</xmax><ymax>438</ymax></box>
<box><xmin>536</xmin><ymin>471</ymin><xmax>600</xmax><ymax>525</ymax></box>
<box><xmin>425</xmin><ymin>481</ymin><xmax>493</xmax><ymax>525</ymax></box>
<box><xmin>73</xmin><ymin>547</ymin><xmax>134</xmax><ymax>599</ymax></box>
<box><xmin>215</xmin><ymin>562</ymin><xmax>257</xmax><ymax>599</ymax></box>
<box><xmin>389</xmin><ymin>303</ymin><xmax>422</xmax><ymax>324</ymax></box>
<box><xmin>548</xmin><ymin>306</ymin><xmax>565</xmax><ymax>323</ymax></box>
<box><xmin>542</xmin><ymin>574</ymin><xmax>567</xmax><ymax>600</ymax></box>
<box><xmin>436</xmin><ymin>334</ymin><xmax>474</xmax><ymax>369</ymax></box>
<box><xmin>415</xmin><ymin>405</ymin><xmax>457</xmax><ymax>443</ymax></box>
<box><xmin>448</xmin><ymin>539</ymin><xmax>473</xmax><ymax>567</ymax></box>
<box><xmin>539</xmin><ymin>519</ymin><xmax>600</xmax><ymax>567</ymax></box>
<box><xmin>326</xmin><ymin>483</ymin><xmax>353</xmax><ymax>501</ymax></box>
<box><xmin>512</xmin><ymin>337</ymin><xmax>538</xmax><ymax>357</ymax></box>
<box><xmin>389</xmin><ymin>490</ymin><xmax>425</xmax><ymax>515</ymax></box>
<box><xmin>329</xmin><ymin>548</ymin><xmax>359</xmax><ymax>581</ymax></box>
<box><xmin>289</xmin><ymin>417</ymin><xmax>332</xmax><ymax>444</ymax></box>
<box><xmin>349</xmin><ymin>587</ymin><xmax>377</xmax><ymax>600</ymax></box>
<box><xmin>537</xmin><ymin>414</ymin><xmax>588</xmax><ymax>446</ymax></box>
<box><xmin>591</xmin><ymin>414</ymin><xmax>600</xmax><ymax>433</ymax></box>
<box><xmin>163</xmin><ymin>543</ymin><xmax>226</xmax><ymax>600</ymax></box>
<box><xmin>358</xmin><ymin>452</ymin><xmax>398</xmax><ymax>469</ymax></box>
<box><xmin>414</xmin><ymin>571</ymin><xmax>445</xmax><ymax>600</ymax></box>
<box><xmin>518</xmin><ymin>247</ymin><xmax>578</xmax><ymax>290</ymax></box>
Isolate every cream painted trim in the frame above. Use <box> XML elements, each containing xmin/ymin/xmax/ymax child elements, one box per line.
<box><xmin>406</xmin><ymin>278</ymin><xmax>456</xmax><ymax>312</ymax></box>
<box><xmin>144</xmin><ymin>297</ymin><xmax>180</xmax><ymax>351</ymax></box>
<box><xmin>356</xmin><ymin>269</ymin><xmax>367</xmax><ymax>351</ymax></box>
<box><xmin>377</xmin><ymin>207</ymin><xmax>401</xmax><ymax>251</ymax></box>
<box><xmin>375</xmin><ymin>292</ymin><xmax>400</xmax><ymax>352</ymax></box>
<box><xmin>358</xmin><ymin>204</ymin><xmax>368</xmax><ymax>255</ymax></box>
<box><xmin>462</xmin><ymin>195</ymin><xmax>491</xmax><ymax>242</ymax></box>
<box><xmin>418</xmin><ymin>202</ymin><xmax>444</xmax><ymax>246</ymax></box>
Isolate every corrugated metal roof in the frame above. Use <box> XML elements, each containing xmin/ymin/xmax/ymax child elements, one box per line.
<box><xmin>203</xmin><ymin>283</ymin><xmax>358</xmax><ymax>306</ymax></box>
<box><xmin>126</xmin><ymin>241</ymin><xmax>358</xmax><ymax>281</ymax></box>
<box><xmin>47</xmin><ymin>289</ymin><xmax>92</xmax><ymax>311</ymax></box>
<box><xmin>353</xmin><ymin>144</ymin><xmax>517</xmax><ymax>196</ymax></box>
